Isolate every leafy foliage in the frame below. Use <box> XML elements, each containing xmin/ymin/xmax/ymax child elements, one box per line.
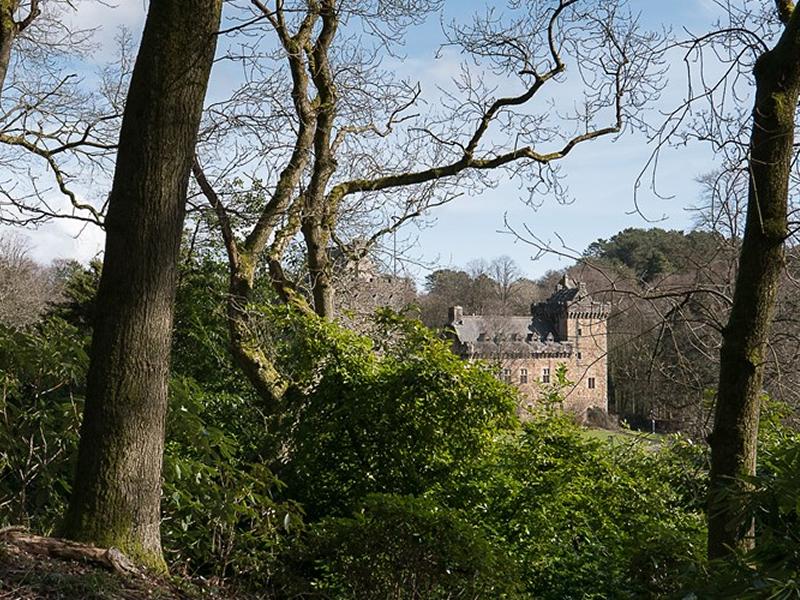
<box><xmin>268</xmin><ymin>308</ymin><xmax>519</xmax><ymax>518</ymax></box>
<box><xmin>162</xmin><ymin>376</ymin><xmax>298</xmax><ymax>582</ymax></box>
<box><xmin>0</xmin><ymin>316</ymin><xmax>87</xmax><ymax>530</ymax></box>
<box><xmin>13</xmin><ymin>251</ymin><xmax>800</xmax><ymax>598</ymax></box>
<box><xmin>685</xmin><ymin>405</ymin><xmax>800</xmax><ymax>598</ymax></box>
<box><xmin>280</xmin><ymin>493</ymin><xmax>522</xmax><ymax>599</ymax></box>
<box><xmin>435</xmin><ymin>413</ymin><xmax>708</xmax><ymax>599</ymax></box>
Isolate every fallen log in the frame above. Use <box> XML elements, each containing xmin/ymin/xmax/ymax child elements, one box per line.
<box><xmin>0</xmin><ymin>527</ymin><xmax>141</xmax><ymax>576</ymax></box>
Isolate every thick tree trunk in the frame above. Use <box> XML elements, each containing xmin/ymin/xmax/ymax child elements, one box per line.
<box><xmin>303</xmin><ymin>218</ymin><xmax>335</xmax><ymax>318</ymax></box>
<box><xmin>0</xmin><ymin>0</ymin><xmax>19</xmax><ymax>99</ymax></box>
<box><xmin>61</xmin><ymin>0</ymin><xmax>221</xmax><ymax>571</ymax></box>
<box><xmin>708</xmin><ymin>8</ymin><xmax>800</xmax><ymax>559</ymax></box>
<box><xmin>226</xmin><ymin>267</ymin><xmax>291</xmax><ymax>408</ymax></box>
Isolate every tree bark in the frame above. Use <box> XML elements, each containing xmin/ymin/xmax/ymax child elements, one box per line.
<box><xmin>60</xmin><ymin>0</ymin><xmax>221</xmax><ymax>571</ymax></box>
<box><xmin>0</xmin><ymin>0</ymin><xmax>20</xmax><ymax>99</ymax></box>
<box><xmin>0</xmin><ymin>0</ymin><xmax>39</xmax><ymax>102</ymax></box>
<box><xmin>708</xmin><ymin>5</ymin><xmax>800</xmax><ymax>559</ymax></box>
<box><xmin>303</xmin><ymin>218</ymin><xmax>335</xmax><ymax>318</ymax></box>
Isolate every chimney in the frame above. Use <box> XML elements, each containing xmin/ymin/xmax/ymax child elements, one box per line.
<box><xmin>448</xmin><ymin>305</ymin><xmax>463</xmax><ymax>324</ymax></box>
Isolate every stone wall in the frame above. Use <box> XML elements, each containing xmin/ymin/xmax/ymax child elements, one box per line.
<box><xmin>496</xmin><ymin>352</ymin><xmax>607</xmax><ymax>421</ymax></box>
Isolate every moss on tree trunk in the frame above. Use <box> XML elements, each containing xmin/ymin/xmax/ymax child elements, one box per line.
<box><xmin>60</xmin><ymin>0</ymin><xmax>221</xmax><ymax>571</ymax></box>
<box><xmin>0</xmin><ymin>0</ymin><xmax>20</xmax><ymax>99</ymax></box>
<box><xmin>708</xmin><ymin>7</ymin><xmax>800</xmax><ymax>559</ymax></box>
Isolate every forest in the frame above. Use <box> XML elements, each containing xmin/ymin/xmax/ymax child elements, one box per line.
<box><xmin>2</xmin><ymin>0</ymin><xmax>800</xmax><ymax>598</ymax></box>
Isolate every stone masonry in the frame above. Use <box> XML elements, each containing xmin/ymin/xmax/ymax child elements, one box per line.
<box><xmin>446</xmin><ymin>275</ymin><xmax>609</xmax><ymax>420</ymax></box>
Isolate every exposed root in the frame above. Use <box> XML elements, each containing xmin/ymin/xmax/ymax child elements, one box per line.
<box><xmin>0</xmin><ymin>527</ymin><xmax>141</xmax><ymax>576</ymax></box>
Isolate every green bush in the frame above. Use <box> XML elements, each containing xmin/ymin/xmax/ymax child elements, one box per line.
<box><xmin>685</xmin><ymin>404</ymin><xmax>800</xmax><ymax>598</ymax></box>
<box><xmin>162</xmin><ymin>376</ymin><xmax>298</xmax><ymax>582</ymax></box>
<box><xmin>434</xmin><ymin>413</ymin><xmax>707</xmax><ymax>599</ymax></box>
<box><xmin>271</xmin><ymin>309</ymin><xmax>519</xmax><ymax>518</ymax></box>
<box><xmin>0</xmin><ymin>317</ymin><xmax>87</xmax><ymax>531</ymax></box>
<box><xmin>279</xmin><ymin>493</ymin><xmax>523</xmax><ymax>599</ymax></box>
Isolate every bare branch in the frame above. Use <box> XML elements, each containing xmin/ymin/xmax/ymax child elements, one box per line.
<box><xmin>192</xmin><ymin>156</ymin><xmax>239</xmax><ymax>271</ymax></box>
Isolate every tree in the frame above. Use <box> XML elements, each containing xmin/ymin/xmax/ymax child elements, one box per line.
<box><xmin>707</xmin><ymin>1</ymin><xmax>800</xmax><ymax>558</ymax></box>
<box><xmin>0</xmin><ymin>0</ymin><xmax>38</xmax><ymax>97</ymax></box>
<box><xmin>0</xmin><ymin>0</ymin><xmax>121</xmax><ymax>226</ymax></box>
<box><xmin>60</xmin><ymin>0</ymin><xmax>222</xmax><ymax>570</ymax></box>
<box><xmin>193</xmin><ymin>0</ymin><xmax>664</xmax><ymax>409</ymax></box>
<box><xmin>0</xmin><ymin>233</ymin><xmax>56</xmax><ymax>327</ymax></box>
<box><xmin>490</xmin><ymin>255</ymin><xmax>522</xmax><ymax>314</ymax></box>
<box><xmin>626</xmin><ymin>0</ymin><xmax>800</xmax><ymax>557</ymax></box>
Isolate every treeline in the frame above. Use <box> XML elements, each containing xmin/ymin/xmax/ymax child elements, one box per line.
<box><xmin>415</xmin><ymin>227</ymin><xmax>800</xmax><ymax>436</ymax></box>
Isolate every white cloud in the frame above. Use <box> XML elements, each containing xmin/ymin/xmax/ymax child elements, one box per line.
<box><xmin>13</xmin><ymin>219</ymin><xmax>105</xmax><ymax>265</ymax></box>
<box><xmin>67</xmin><ymin>0</ymin><xmax>147</xmax><ymax>54</ymax></box>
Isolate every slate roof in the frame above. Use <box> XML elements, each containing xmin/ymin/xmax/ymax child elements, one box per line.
<box><xmin>449</xmin><ymin>315</ymin><xmax>572</xmax><ymax>357</ymax></box>
<box><xmin>542</xmin><ymin>280</ymin><xmax>582</xmax><ymax>304</ymax></box>
<box><xmin>447</xmin><ymin>276</ymin><xmax>607</xmax><ymax>358</ymax></box>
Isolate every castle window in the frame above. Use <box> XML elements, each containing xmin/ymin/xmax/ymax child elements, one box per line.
<box><xmin>501</xmin><ymin>368</ymin><xmax>512</xmax><ymax>383</ymax></box>
<box><xmin>588</xmin><ymin>377</ymin><xmax>596</xmax><ymax>389</ymax></box>
<box><xmin>577</xmin><ymin>327</ymin><xmax>583</xmax><ymax>336</ymax></box>
<box><xmin>577</xmin><ymin>352</ymin><xmax>582</xmax><ymax>360</ymax></box>
<box><xmin>542</xmin><ymin>367</ymin><xmax>550</xmax><ymax>384</ymax></box>
<box><xmin>520</xmin><ymin>368</ymin><xmax>528</xmax><ymax>384</ymax></box>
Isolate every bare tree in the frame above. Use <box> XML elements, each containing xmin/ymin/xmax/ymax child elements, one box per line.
<box><xmin>0</xmin><ymin>232</ymin><xmax>56</xmax><ymax>327</ymax></box>
<box><xmin>490</xmin><ymin>255</ymin><xmax>522</xmax><ymax>314</ymax></box>
<box><xmin>0</xmin><ymin>0</ymin><xmax>123</xmax><ymax>227</ymax></box>
<box><xmin>192</xmin><ymin>0</ymin><xmax>666</xmax><ymax>409</ymax></box>
<box><xmin>0</xmin><ymin>0</ymin><xmax>37</xmax><ymax>96</ymax></box>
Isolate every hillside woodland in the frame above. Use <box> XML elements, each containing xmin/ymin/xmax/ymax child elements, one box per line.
<box><xmin>3</xmin><ymin>0</ymin><xmax>800</xmax><ymax>597</ymax></box>
<box><xmin>2</xmin><ymin>232</ymin><xmax>800</xmax><ymax>598</ymax></box>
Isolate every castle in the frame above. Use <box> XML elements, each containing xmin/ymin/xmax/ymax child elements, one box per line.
<box><xmin>446</xmin><ymin>275</ymin><xmax>609</xmax><ymax>419</ymax></box>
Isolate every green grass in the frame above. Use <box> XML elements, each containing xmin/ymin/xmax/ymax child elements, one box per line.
<box><xmin>581</xmin><ymin>427</ymin><xmax>665</xmax><ymax>447</ymax></box>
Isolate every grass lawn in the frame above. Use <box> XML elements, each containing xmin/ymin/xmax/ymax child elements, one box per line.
<box><xmin>581</xmin><ymin>427</ymin><xmax>666</xmax><ymax>447</ymax></box>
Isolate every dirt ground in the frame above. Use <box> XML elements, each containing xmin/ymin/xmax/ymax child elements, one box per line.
<box><xmin>0</xmin><ymin>541</ymin><xmax>243</xmax><ymax>600</ymax></box>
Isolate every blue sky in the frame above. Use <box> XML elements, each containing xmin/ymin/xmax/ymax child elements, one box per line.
<box><xmin>17</xmin><ymin>0</ymin><xmax>734</xmax><ymax>283</ymax></box>
<box><xmin>405</xmin><ymin>0</ymin><xmax>727</xmax><ymax>280</ymax></box>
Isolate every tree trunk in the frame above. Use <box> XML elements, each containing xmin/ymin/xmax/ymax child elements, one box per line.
<box><xmin>0</xmin><ymin>0</ymin><xmax>19</xmax><ymax>99</ymax></box>
<box><xmin>708</xmin><ymin>7</ymin><xmax>800</xmax><ymax>559</ymax></box>
<box><xmin>303</xmin><ymin>218</ymin><xmax>335</xmax><ymax>318</ymax></box>
<box><xmin>61</xmin><ymin>0</ymin><xmax>221</xmax><ymax>571</ymax></box>
<box><xmin>226</xmin><ymin>266</ymin><xmax>291</xmax><ymax>408</ymax></box>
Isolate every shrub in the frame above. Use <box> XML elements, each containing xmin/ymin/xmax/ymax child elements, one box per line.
<box><xmin>0</xmin><ymin>317</ymin><xmax>87</xmax><ymax>531</ymax></box>
<box><xmin>685</xmin><ymin>403</ymin><xmax>800</xmax><ymax>598</ymax></box>
<box><xmin>279</xmin><ymin>493</ymin><xmax>523</xmax><ymax>599</ymax></box>
<box><xmin>434</xmin><ymin>413</ymin><xmax>707</xmax><ymax>599</ymax></box>
<box><xmin>161</xmin><ymin>376</ymin><xmax>298</xmax><ymax>582</ymax></box>
<box><xmin>272</xmin><ymin>309</ymin><xmax>519</xmax><ymax>518</ymax></box>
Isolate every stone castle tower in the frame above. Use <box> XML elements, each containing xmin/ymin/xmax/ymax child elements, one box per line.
<box><xmin>447</xmin><ymin>275</ymin><xmax>610</xmax><ymax>419</ymax></box>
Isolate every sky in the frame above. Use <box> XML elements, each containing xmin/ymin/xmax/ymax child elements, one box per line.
<box><xmin>9</xmin><ymin>0</ymin><xmax>735</xmax><ymax>283</ymax></box>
